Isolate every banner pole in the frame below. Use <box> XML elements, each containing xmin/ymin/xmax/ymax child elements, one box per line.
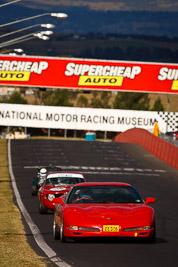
<box><xmin>166</xmin><ymin>94</ymin><xmax>170</xmax><ymax>132</ymax></box>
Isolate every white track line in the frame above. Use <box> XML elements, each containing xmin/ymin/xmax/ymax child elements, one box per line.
<box><xmin>24</xmin><ymin>165</ymin><xmax>165</xmax><ymax>176</ymax></box>
<box><xmin>8</xmin><ymin>140</ymin><xmax>71</xmax><ymax>267</ymax></box>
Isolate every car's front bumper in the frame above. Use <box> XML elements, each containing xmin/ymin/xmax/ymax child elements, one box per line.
<box><xmin>64</xmin><ymin>225</ymin><xmax>155</xmax><ymax>238</ymax></box>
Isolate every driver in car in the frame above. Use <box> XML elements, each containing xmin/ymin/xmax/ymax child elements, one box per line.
<box><xmin>72</xmin><ymin>189</ymin><xmax>93</xmax><ymax>203</ymax></box>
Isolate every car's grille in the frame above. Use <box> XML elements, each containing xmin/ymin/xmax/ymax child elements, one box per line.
<box><xmin>54</xmin><ymin>193</ymin><xmax>64</xmax><ymax>198</ymax></box>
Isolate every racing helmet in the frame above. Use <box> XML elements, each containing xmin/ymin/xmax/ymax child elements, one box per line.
<box><xmin>40</xmin><ymin>168</ymin><xmax>47</xmax><ymax>176</ymax></box>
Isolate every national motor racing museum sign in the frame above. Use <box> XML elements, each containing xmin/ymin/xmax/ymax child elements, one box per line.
<box><xmin>0</xmin><ymin>55</ymin><xmax>178</xmax><ymax>93</ymax></box>
<box><xmin>0</xmin><ymin>103</ymin><xmax>177</xmax><ymax>133</ymax></box>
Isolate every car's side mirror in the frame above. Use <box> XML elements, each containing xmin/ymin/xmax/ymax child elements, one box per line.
<box><xmin>145</xmin><ymin>197</ymin><xmax>156</xmax><ymax>205</ymax></box>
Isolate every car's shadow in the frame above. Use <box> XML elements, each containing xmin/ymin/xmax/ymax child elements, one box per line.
<box><xmin>67</xmin><ymin>236</ymin><xmax>167</xmax><ymax>244</ymax></box>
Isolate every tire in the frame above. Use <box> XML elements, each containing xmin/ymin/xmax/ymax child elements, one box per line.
<box><xmin>53</xmin><ymin>218</ymin><xmax>60</xmax><ymax>240</ymax></box>
<box><xmin>31</xmin><ymin>185</ymin><xmax>37</xmax><ymax>196</ymax></box>
<box><xmin>148</xmin><ymin>228</ymin><xmax>156</xmax><ymax>243</ymax></box>
<box><xmin>60</xmin><ymin>217</ymin><xmax>66</xmax><ymax>243</ymax></box>
<box><xmin>39</xmin><ymin>201</ymin><xmax>48</xmax><ymax>214</ymax></box>
<box><xmin>146</xmin><ymin>226</ymin><xmax>156</xmax><ymax>243</ymax></box>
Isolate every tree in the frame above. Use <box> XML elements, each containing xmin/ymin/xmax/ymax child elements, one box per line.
<box><xmin>8</xmin><ymin>92</ymin><xmax>28</xmax><ymax>104</ymax></box>
<box><xmin>77</xmin><ymin>95</ymin><xmax>88</xmax><ymax>107</ymax></box>
<box><xmin>113</xmin><ymin>92</ymin><xmax>150</xmax><ymax>110</ymax></box>
<box><xmin>44</xmin><ymin>89</ymin><xmax>73</xmax><ymax>107</ymax></box>
<box><xmin>151</xmin><ymin>97</ymin><xmax>164</xmax><ymax>111</ymax></box>
<box><xmin>90</xmin><ymin>91</ymin><xmax>112</xmax><ymax>108</ymax></box>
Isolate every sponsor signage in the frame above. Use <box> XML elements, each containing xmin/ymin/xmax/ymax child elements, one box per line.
<box><xmin>0</xmin><ymin>104</ymin><xmax>177</xmax><ymax>133</ymax></box>
<box><xmin>0</xmin><ymin>55</ymin><xmax>178</xmax><ymax>93</ymax></box>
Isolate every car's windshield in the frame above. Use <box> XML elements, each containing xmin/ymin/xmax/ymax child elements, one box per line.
<box><xmin>67</xmin><ymin>185</ymin><xmax>143</xmax><ymax>204</ymax></box>
<box><xmin>45</xmin><ymin>177</ymin><xmax>85</xmax><ymax>186</ymax></box>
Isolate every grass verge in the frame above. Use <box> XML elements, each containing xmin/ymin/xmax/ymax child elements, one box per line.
<box><xmin>0</xmin><ymin>139</ymin><xmax>48</xmax><ymax>267</ymax></box>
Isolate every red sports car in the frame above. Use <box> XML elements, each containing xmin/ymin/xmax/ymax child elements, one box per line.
<box><xmin>53</xmin><ymin>182</ymin><xmax>156</xmax><ymax>243</ymax></box>
<box><xmin>38</xmin><ymin>171</ymin><xmax>86</xmax><ymax>214</ymax></box>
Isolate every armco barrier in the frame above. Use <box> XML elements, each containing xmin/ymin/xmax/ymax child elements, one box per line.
<box><xmin>113</xmin><ymin>128</ymin><xmax>178</xmax><ymax>169</ymax></box>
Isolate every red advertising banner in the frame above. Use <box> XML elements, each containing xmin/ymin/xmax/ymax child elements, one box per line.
<box><xmin>0</xmin><ymin>55</ymin><xmax>178</xmax><ymax>94</ymax></box>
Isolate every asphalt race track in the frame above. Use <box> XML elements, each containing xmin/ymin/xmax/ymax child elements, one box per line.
<box><xmin>9</xmin><ymin>139</ymin><xmax>178</xmax><ymax>267</ymax></box>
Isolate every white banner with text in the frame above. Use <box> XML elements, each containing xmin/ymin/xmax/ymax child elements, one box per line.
<box><xmin>0</xmin><ymin>104</ymin><xmax>177</xmax><ymax>133</ymax></box>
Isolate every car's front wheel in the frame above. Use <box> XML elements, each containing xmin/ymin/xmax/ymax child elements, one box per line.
<box><xmin>53</xmin><ymin>218</ymin><xmax>60</xmax><ymax>240</ymax></box>
<box><xmin>147</xmin><ymin>228</ymin><xmax>156</xmax><ymax>243</ymax></box>
<box><xmin>60</xmin><ymin>217</ymin><xmax>66</xmax><ymax>243</ymax></box>
<box><xmin>31</xmin><ymin>185</ymin><xmax>38</xmax><ymax>196</ymax></box>
<box><xmin>39</xmin><ymin>201</ymin><xmax>48</xmax><ymax>214</ymax></box>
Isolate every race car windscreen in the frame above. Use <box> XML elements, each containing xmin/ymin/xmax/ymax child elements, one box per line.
<box><xmin>45</xmin><ymin>176</ymin><xmax>85</xmax><ymax>185</ymax></box>
<box><xmin>67</xmin><ymin>185</ymin><xmax>144</xmax><ymax>204</ymax></box>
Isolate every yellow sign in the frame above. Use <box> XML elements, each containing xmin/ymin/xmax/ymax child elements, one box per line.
<box><xmin>0</xmin><ymin>71</ymin><xmax>30</xmax><ymax>81</ymax></box>
<box><xmin>78</xmin><ymin>76</ymin><xmax>124</xmax><ymax>86</ymax></box>
<box><xmin>103</xmin><ymin>225</ymin><xmax>119</xmax><ymax>232</ymax></box>
<box><xmin>171</xmin><ymin>80</ymin><xmax>178</xmax><ymax>90</ymax></box>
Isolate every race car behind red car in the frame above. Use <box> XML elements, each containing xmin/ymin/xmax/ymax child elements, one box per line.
<box><xmin>31</xmin><ymin>165</ymin><xmax>62</xmax><ymax>196</ymax></box>
<box><xmin>38</xmin><ymin>171</ymin><xmax>86</xmax><ymax>214</ymax></box>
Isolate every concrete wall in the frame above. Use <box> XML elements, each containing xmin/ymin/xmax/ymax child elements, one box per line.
<box><xmin>113</xmin><ymin>128</ymin><xmax>178</xmax><ymax>169</ymax></box>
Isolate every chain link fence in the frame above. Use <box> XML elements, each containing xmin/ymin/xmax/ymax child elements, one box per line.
<box><xmin>160</xmin><ymin>133</ymin><xmax>178</xmax><ymax>147</ymax></box>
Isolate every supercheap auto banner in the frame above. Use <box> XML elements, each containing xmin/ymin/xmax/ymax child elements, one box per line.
<box><xmin>0</xmin><ymin>104</ymin><xmax>177</xmax><ymax>133</ymax></box>
<box><xmin>0</xmin><ymin>55</ymin><xmax>178</xmax><ymax>93</ymax></box>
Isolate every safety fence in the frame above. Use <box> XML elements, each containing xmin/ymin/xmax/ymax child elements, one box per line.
<box><xmin>113</xmin><ymin>128</ymin><xmax>178</xmax><ymax>170</ymax></box>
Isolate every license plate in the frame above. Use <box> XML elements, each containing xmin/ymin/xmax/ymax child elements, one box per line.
<box><xmin>103</xmin><ymin>225</ymin><xmax>119</xmax><ymax>232</ymax></box>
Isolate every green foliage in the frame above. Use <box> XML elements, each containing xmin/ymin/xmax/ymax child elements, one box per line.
<box><xmin>0</xmin><ymin>96</ymin><xmax>7</xmax><ymax>103</ymax></box>
<box><xmin>113</xmin><ymin>92</ymin><xmax>150</xmax><ymax>110</ymax></box>
<box><xmin>7</xmin><ymin>92</ymin><xmax>28</xmax><ymax>104</ymax></box>
<box><xmin>90</xmin><ymin>91</ymin><xmax>112</xmax><ymax>108</ymax></box>
<box><xmin>44</xmin><ymin>89</ymin><xmax>73</xmax><ymax>106</ymax></box>
<box><xmin>77</xmin><ymin>95</ymin><xmax>88</xmax><ymax>107</ymax></box>
<box><xmin>151</xmin><ymin>97</ymin><xmax>164</xmax><ymax>111</ymax></box>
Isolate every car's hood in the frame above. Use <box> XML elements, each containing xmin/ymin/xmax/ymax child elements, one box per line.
<box><xmin>64</xmin><ymin>204</ymin><xmax>154</xmax><ymax>227</ymax></box>
<box><xmin>42</xmin><ymin>184</ymin><xmax>73</xmax><ymax>193</ymax></box>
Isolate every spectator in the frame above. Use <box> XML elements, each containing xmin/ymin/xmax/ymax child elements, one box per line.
<box><xmin>153</xmin><ymin>121</ymin><xmax>160</xmax><ymax>136</ymax></box>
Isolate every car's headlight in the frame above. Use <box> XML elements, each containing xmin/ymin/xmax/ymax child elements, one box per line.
<box><xmin>143</xmin><ymin>226</ymin><xmax>152</xmax><ymax>230</ymax></box>
<box><xmin>48</xmin><ymin>194</ymin><xmax>55</xmax><ymax>201</ymax></box>
<box><xmin>67</xmin><ymin>225</ymin><xmax>78</xmax><ymax>230</ymax></box>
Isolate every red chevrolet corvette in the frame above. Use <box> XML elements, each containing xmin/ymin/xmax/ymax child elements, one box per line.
<box><xmin>38</xmin><ymin>171</ymin><xmax>86</xmax><ymax>214</ymax></box>
<box><xmin>53</xmin><ymin>182</ymin><xmax>156</xmax><ymax>242</ymax></box>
